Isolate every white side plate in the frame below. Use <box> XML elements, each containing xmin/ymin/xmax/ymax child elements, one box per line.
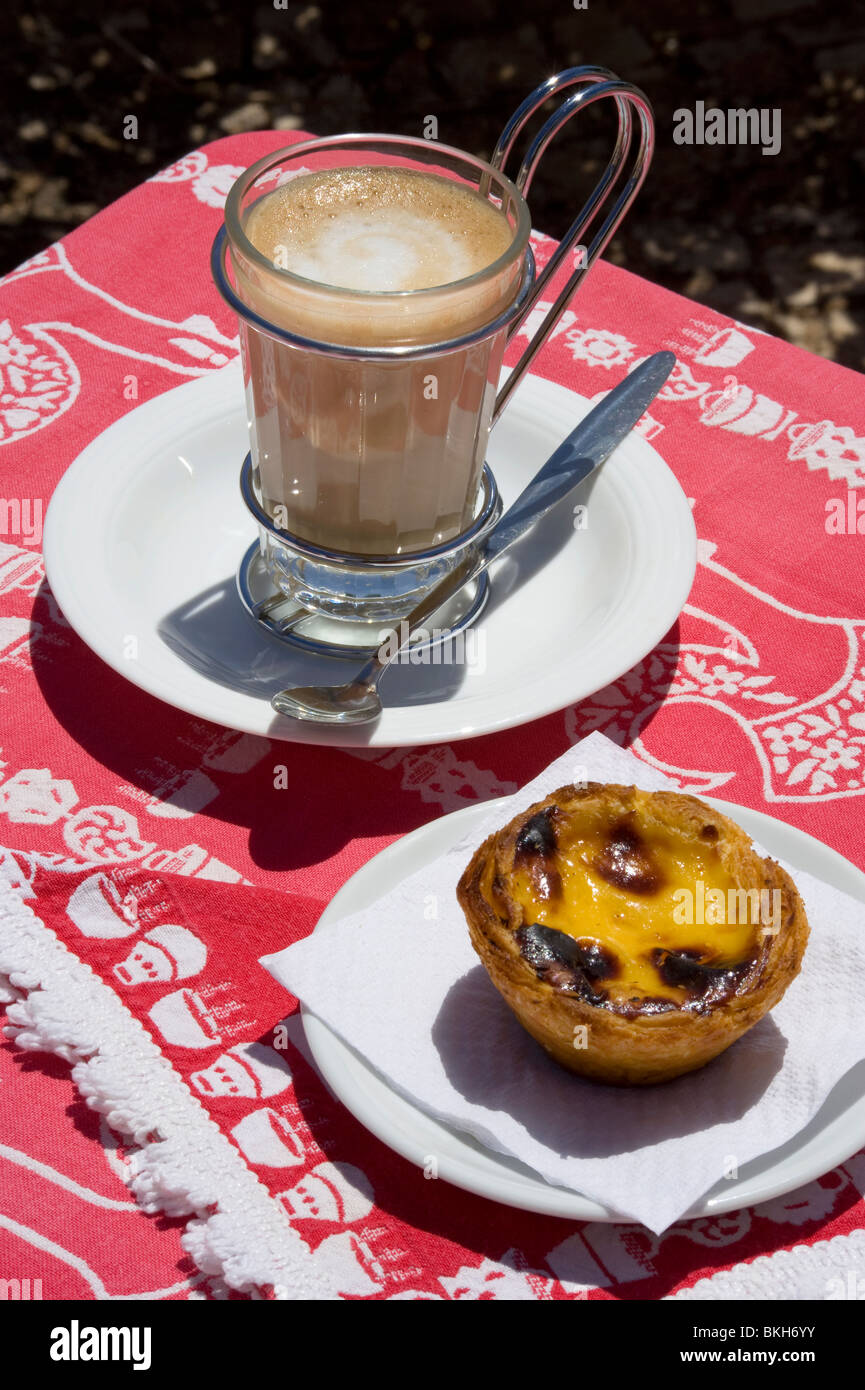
<box><xmin>43</xmin><ymin>361</ymin><xmax>696</xmax><ymax>746</ymax></box>
<box><xmin>305</xmin><ymin>795</ymin><xmax>865</xmax><ymax>1222</ymax></box>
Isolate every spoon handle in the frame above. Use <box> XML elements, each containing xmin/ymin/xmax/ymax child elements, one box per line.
<box><xmin>353</xmin><ymin>350</ymin><xmax>675</xmax><ymax>690</ymax></box>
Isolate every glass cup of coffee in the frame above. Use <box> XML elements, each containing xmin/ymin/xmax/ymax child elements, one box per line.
<box><xmin>212</xmin><ymin>69</ymin><xmax>653</xmax><ymax>644</ymax></box>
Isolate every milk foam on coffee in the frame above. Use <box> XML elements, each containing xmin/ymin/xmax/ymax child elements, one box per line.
<box><xmin>245</xmin><ymin>166</ymin><xmax>513</xmax><ymax>294</ymax></box>
<box><xmin>237</xmin><ymin>166</ymin><xmax>518</xmax><ymax>350</ymax></box>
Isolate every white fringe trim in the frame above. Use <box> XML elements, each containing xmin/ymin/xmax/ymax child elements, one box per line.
<box><xmin>0</xmin><ymin>875</ymin><xmax>341</xmax><ymax>1300</ymax></box>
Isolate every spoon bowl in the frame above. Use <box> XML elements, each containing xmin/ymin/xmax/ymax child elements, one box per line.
<box><xmin>271</xmin><ymin>681</ymin><xmax>383</xmax><ymax>724</ymax></box>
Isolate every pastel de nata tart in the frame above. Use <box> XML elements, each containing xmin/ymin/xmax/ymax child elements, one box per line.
<box><xmin>457</xmin><ymin>783</ymin><xmax>809</xmax><ymax>1086</ymax></box>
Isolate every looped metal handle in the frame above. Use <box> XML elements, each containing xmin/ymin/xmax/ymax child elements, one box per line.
<box><xmin>490</xmin><ymin>66</ymin><xmax>654</xmax><ymax>421</ymax></box>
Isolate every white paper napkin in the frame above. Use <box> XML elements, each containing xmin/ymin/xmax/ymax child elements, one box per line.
<box><xmin>261</xmin><ymin>732</ymin><xmax>865</xmax><ymax>1233</ymax></box>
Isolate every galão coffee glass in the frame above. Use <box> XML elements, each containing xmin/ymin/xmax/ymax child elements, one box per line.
<box><xmin>212</xmin><ymin>67</ymin><xmax>654</xmax><ymax>646</ymax></box>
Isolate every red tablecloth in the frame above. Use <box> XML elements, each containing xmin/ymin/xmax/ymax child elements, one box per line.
<box><xmin>1</xmin><ymin>132</ymin><xmax>865</xmax><ymax>1300</ymax></box>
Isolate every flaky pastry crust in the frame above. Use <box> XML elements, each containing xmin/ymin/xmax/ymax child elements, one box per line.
<box><xmin>457</xmin><ymin>783</ymin><xmax>809</xmax><ymax>1086</ymax></box>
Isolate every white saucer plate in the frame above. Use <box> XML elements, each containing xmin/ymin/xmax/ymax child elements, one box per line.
<box><xmin>43</xmin><ymin>361</ymin><xmax>696</xmax><ymax>747</ymax></box>
<box><xmin>305</xmin><ymin>795</ymin><xmax>865</xmax><ymax>1222</ymax></box>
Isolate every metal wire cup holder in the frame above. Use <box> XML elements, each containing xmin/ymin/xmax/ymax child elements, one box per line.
<box><xmin>213</xmin><ymin>68</ymin><xmax>654</xmax><ymax>654</ymax></box>
<box><xmin>236</xmin><ymin>454</ymin><xmax>503</xmax><ymax>657</ymax></box>
<box><xmin>487</xmin><ymin>65</ymin><xmax>655</xmax><ymax>418</ymax></box>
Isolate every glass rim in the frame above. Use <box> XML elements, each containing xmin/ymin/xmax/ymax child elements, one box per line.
<box><xmin>222</xmin><ymin>132</ymin><xmax>532</xmax><ymax>304</ymax></box>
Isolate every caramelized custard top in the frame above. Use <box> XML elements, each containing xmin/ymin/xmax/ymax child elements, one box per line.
<box><xmin>494</xmin><ymin>797</ymin><xmax>763</xmax><ymax>1014</ymax></box>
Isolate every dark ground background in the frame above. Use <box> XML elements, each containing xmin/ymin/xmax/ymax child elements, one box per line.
<box><xmin>1</xmin><ymin>0</ymin><xmax>863</xmax><ymax>369</ymax></box>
